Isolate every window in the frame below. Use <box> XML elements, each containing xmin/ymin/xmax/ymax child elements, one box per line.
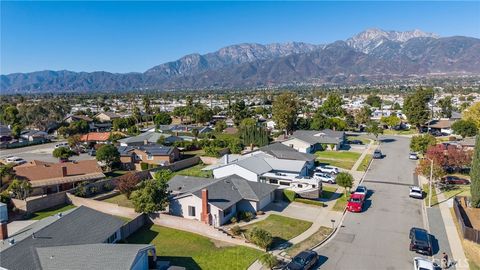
<box><xmin>269</xmin><ymin>179</ymin><xmax>278</xmax><ymax>184</ymax></box>
<box><xmin>279</xmin><ymin>181</ymin><xmax>290</xmax><ymax>186</ymax></box>
<box><xmin>106</xmin><ymin>231</ymin><xmax>118</xmax><ymax>243</ymax></box>
<box><xmin>147</xmin><ymin>155</ymin><xmax>153</xmax><ymax>160</ymax></box>
<box><xmin>188</xmin><ymin>206</ymin><xmax>196</xmax><ymax>216</ymax></box>
<box><xmin>298</xmin><ymin>184</ymin><xmax>303</xmax><ymax>188</ymax></box>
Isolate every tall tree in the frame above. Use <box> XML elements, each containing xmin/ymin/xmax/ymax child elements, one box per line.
<box><xmin>272</xmin><ymin>92</ymin><xmax>298</xmax><ymax>134</ymax></box>
<box><xmin>154</xmin><ymin>112</ymin><xmax>172</xmax><ymax>127</ymax></box>
<box><xmin>437</xmin><ymin>96</ymin><xmax>453</xmax><ymax>118</ymax></box>
<box><xmin>366</xmin><ymin>121</ymin><xmax>383</xmax><ymax>142</ymax></box>
<box><xmin>355</xmin><ymin>106</ymin><xmax>372</xmax><ymax>126</ymax></box>
<box><xmin>336</xmin><ymin>172</ymin><xmax>354</xmax><ymax>195</ymax></box>
<box><xmin>410</xmin><ymin>134</ymin><xmax>436</xmax><ymax>154</ymax></box>
<box><xmin>403</xmin><ymin>88</ymin><xmax>433</xmax><ymax>131</ymax></box>
<box><xmin>471</xmin><ymin>135</ymin><xmax>480</xmax><ymax>208</ymax></box>
<box><xmin>451</xmin><ymin>119</ymin><xmax>478</xmax><ymax>138</ymax></box>
<box><xmin>96</xmin><ymin>144</ymin><xmax>120</xmax><ymax>171</ymax></box>
<box><xmin>130</xmin><ymin>170</ymin><xmax>172</xmax><ymax>214</ymax></box>
<box><xmin>52</xmin><ymin>147</ymin><xmax>77</xmax><ymax>161</ymax></box>
<box><xmin>7</xmin><ymin>179</ymin><xmax>32</xmax><ymax>200</ymax></box>
<box><xmin>319</xmin><ymin>93</ymin><xmax>345</xmax><ymax>117</ymax></box>
<box><xmin>462</xmin><ymin>102</ymin><xmax>480</xmax><ymax>129</ymax></box>
<box><xmin>115</xmin><ymin>173</ymin><xmax>141</xmax><ymax>199</ymax></box>
<box><xmin>365</xmin><ymin>95</ymin><xmax>382</xmax><ymax>108</ymax></box>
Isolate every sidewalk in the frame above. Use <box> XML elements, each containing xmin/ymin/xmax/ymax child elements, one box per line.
<box><xmin>435</xmin><ymin>191</ymin><xmax>468</xmax><ymax>269</ymax></box>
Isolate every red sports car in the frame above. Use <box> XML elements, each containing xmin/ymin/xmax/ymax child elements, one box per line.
<box><xmin>347</xmin><ymin>193</ymin><xmax>365</xmax><ymax>213</ymax></box>
<box><xmin>441</xmin><ymin>176</ymin><xmax>470</xmax><ymax>185</ymax></box>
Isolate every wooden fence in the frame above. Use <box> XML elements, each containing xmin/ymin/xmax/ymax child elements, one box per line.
<box><xmin>453</xmin><ymin>196</ymin><xmax>480</xmax><ymax>244</ymax></box>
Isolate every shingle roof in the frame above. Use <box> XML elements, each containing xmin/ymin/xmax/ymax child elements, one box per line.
<box><xmin>14</xmin><ymin>160</ymin><xmax>105</xmax><ymax>187</ymax></box>
<box><xmin>235</xmin><ymin>156</ymin><xmax>273</xmax><ymax>175</ymax></box>
<box><xmin>36</xmin><ymin>244</ymin><xmax>153</xmax><ymax>270</ymax></box>
<box><xmin>118</xmin><ymin>144</ymin><xmax>174</xmax><ymax>157</ymax></box>
<box><xmin>169</xmin><ymin>175</ymin><xmax>277</xmax><ymax>210</ymax></box>
<box><xmin>118</xmin><ymin>131</ymin><xmax>169</xmax><ymax>145</ymax></box>
<box><xmin>292</xmin><ymin>129</ymin><xmax>345</xmax><ymax>145</ymax></box>
<box><xmin>258</xmin><ymin>143</ymin><xmax>316</xmax><ymax>162</ymax></box>
<box><xmin>0</xmin><ymin>206</ymin><xmax>126</xmax><ymax>270</ymax></box>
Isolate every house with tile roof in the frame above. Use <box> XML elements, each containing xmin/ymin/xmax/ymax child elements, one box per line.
<box><xmin>0</xmin><ymin>206</ymin><xmax>156</xmax><ymax>270</ymax></box>
<box><xmin>14</xmin><ymin>160</ymin><xmax>105</xmax><ymax>195</ymax></box>
<box><xmin>80</xmin><ymin>132</ymin><xmax>111</xmax><ymax>144</ymax></box>
<box><xmin>168</xmin><ymin>174</ymin><xmax>277</xmax><ymax>226</ymax></box>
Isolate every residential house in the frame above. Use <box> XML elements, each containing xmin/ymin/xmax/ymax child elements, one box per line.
<box><xmin>168</xmin><ymin>174</ymin><xmax>277</xmax><ymax>226</ymax></box>
<box><xmin>118</xmin><ymin>144</ymin><xmax>180</xmax><ymax>170</ymax></box>
<box><xmin>20</xmin><ymin>130</ymin><xmax>49</xmax><ymax>142</ymax></box>
<box><xmin>282</xmin><ymin>129</ymin><xmax>346</xmax><ymax>152</ymax></box>
<box><xmin>211</xmin><ymin>153</ymin><xmax>320</xmax><ymax>194</ymax></box>
<box><xmin>0</xmin><ymin>125</ymin><xmax>12</xmax><ymax>142</ymax></box>
<box><xmin>14</xmin><ymin>160</ymin><xmax>105</xmax><ymax>195</ymax></box>
<box><xmin>0</xmin><ymin>206</ymin><xmax>157</xmax><ymax>270</ymax></box>
<box><xmin>427</xmin><ymin>119</ymin><xmax>455</xmax><ymax>135</ymax></box>
<box><xmin>118</xmin><ymin>132</ymin><xmax>183</xmax><ymax>147</ymax></box>
<box><xmin>256</xmin><ymin>143</ymin><xmax>316</xmax><ymax>169</ymax></box>
<box><xmin>64</xmin><ymin>114</ymin><xmax>93</xmax><ymax>124</ymax></box>
<box><xmin>80</xmin><ymin>132</ymin><xmax>111</xmax><ymax>144</ymax></box>
<box><xmin>95</xmin><ymin>112</ymin><xmax>121</xmax><ymax>122</ymax></box>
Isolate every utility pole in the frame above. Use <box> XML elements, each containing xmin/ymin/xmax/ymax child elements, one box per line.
<box><xmin>428</xmin><ymin>158</ymin><xmax>433</xmax><ymax>208</ymax></box>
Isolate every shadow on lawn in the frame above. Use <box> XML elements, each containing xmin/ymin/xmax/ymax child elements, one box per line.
<box><xmin>125</xmin><ymin>224</ymin><xmax>159</xmax><ymax>245</ymax></box>
<box><xmin>159</xmin><ymin>256</ymin><xmax>201</xmax><ymax>270</ymax></box>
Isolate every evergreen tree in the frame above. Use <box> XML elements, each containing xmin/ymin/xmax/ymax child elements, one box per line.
<box><xmin>471</xmin><ymin>135</ymin><xmax>480</xmax><ymax>208</ymax></box>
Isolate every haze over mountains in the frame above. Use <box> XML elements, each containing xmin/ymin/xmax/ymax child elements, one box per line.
<box><xmin>2</xmin><ymin>28</ymin><xmax>480</xmax><ymax>93</ymax></box>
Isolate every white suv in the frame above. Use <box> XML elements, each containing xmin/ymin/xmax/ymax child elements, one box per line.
<box><xmin>5</xmin><ymin>156</ymin><xmax>27</xmax><ymax>165</ymax></box>
<box><xmin>313</xmin><ymin>172</ymin><xmax>336</xmax><ymax>184</ymax></box>
<box><xmin>315</xmin><ymin>165</ymin><xmax>339</xmax><ymax>174</ymax></box>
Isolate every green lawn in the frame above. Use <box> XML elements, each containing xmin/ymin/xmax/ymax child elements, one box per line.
<box><xmin>423</xmin><ymin>184</ymin><xmax>438</xmax><ymax>207</ymax></box>
<box><xmin>320</xmin><ymin>186</ymin><xmax>338</xmax><ymax>200</ymax></box>
<box><xmin>105</xmin><ymin>170</ymin><xmax>130</xmax><ymax>178</ymax></box>
<box><xmin>346</xmin><ymin>136</ymin><xmax>371</xmax><ymax>145</ymax></box>
<box><xmin>356</xmin><ymin>154</ymin><xmax>372</xmax><ymax>172</ymax></box>
<box><xmin>315</xmin><ymin>151</ymin><xmax>361</xmax><ymax>170</ymax></box>
<box><xmin>439</xmin><ymin>185</ymin><xmax>471</xmax><ymax>200</ymax></box>
<box><xmin>383</xmin><ymin>129</ymin><xmax>417</xmax><ymax>135</ymax></box>
<box><xmin>286</xmin><ymin>226</ymin><xmax>333</xmax><ymax>256</ymax></box>
<box><xmin>28</xmin><ymin>204</ymin><xmax>76</xmax><ymax>220</ymax></box>
<box><xmin>126</xmin><ymin>225</ymin><xmax>262</xmax><ymax>270</ymax></box>
<box><xmin>103</xmin><ymin>194</ymin><xmax>135</xmax><ymax>208</ymax></box>
<box><xmin>332</xmin><ymin>192</ymin><xmax>350</xmax><ymax>212</ymax></box>
<box><xmin>242</xmin><ymin>214</ymin><xmax>312</xmax><ymax>247</ymax></box>
<box><xmin>174</xmin><ymin>164</ymin><xmax>213</xmax><ymax>178</ymax></box>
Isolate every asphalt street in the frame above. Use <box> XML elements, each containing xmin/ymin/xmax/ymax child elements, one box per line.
<box><xmin>314</xmin><ymin>135</ymin><xmax>445</xmax><ymax>270</ymax></box>
<box><xmin>0</xmin><ymin>141</ymin><xmax>94</xmax><ymax>163</ymax></box>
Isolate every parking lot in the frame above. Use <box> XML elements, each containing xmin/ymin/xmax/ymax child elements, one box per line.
<box><xmin>1</xmin><ymin>141</ymin><xmax>95</xmax><ymax>164</ymax></box>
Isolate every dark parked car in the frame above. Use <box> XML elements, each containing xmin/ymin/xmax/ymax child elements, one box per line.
<box><xmin>285</xmin><ymin>250</ymin><xmax>318</xmax><ymax>270</ymax></box>
<box><xmin>88</xmin><ymin>149</ymin><xmax>96</xmax><ymax>156</ymax></box>
<box><xmin>373</xmin><ymin>150</ymin><xmax>383</xmax><ymax>159</ymax></box>
<box><xmin>441</xmin><ymin>176</ymin><xmax>470</xmax><ymax>185</ymax></box>
<box><xmin>348</xmin><ymin>139</ymin><xmax>363</xmax><ymax>145</ymax></box>
<box><xmin>409</xmin><ymin>227</ymin><xmax>432</xmax><ymax>256</ymax></box>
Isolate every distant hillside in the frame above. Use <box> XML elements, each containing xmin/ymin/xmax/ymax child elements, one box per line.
<box><xmin>2</xmin><ymin>29</ymin><xmax>480</xmax><ymax>93</ymax></box>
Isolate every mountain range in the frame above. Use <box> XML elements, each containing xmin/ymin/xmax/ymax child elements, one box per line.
<box><xmin>2</xmin><ymin>28</ymin><xmax>480</xmax><ymax>93</ymax></box>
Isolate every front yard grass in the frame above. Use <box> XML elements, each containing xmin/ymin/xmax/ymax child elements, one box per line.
<box><xmin>383</xmin><ymin>129</ymin><xmax>417</xmax><ymax>135</ymax></box>
<box><xmin>332</xmin><ymin>192</ymin><xmax>350</xmax><ymax>212</ymax></box>
<box><xmin>286</xmin><ymin>226</ymin><xmax>333</xmax><ymax>257</ymax></box>
<box><xmin>320</xmin><ymin>186</ymin><xmax>338</xmax><ymax>200</ymax></box>
<box><xmin>356</xmin><ymin>154</ymin><xmax>372</xmax><ymax>172</ymax></box>
<box><xmin>126</xmin><ymin>224</ymin><xmax>262</xmax><ymax>270</ymax></box>
<box><xmin>28</xmin><ymin>204</ymin><xmax>76</xmax><ymax>220</ymax></box>
<box><xmin>422</xmin><ymin>184</ymin><xmax>438</xmax><ymax>207</ymax></box>
<box><xmin>174</xmin><ymin>164</ymin><xmax>213</xmax><ymax>178</ymax></box>
<box><xmin>315</xmin><ymin>151</ymin><xmax>361</xmax><ymax>170</ymax></box>
<box><xmin>439</xmin><ymin>185</ymin><xmax>471</xmax><ymax>200</ymax></box>
<box><xmin>103</xmin><ymin>194</ymin><xmax>135</xmax><ymax>208</ymax></box>
<box><xmin>242</xmin><ymin>214</ymin><xmax>312</xmax><ymax>247</ymax></box>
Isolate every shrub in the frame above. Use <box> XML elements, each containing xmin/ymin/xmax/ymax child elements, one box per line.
<box><xmin>89</xmin><ymin>186</ymin><xmax>98</xmax><ymax>195</ymax></box>
<box><xmin>248</xmin><ymin>227</ymin><xmax>273</xmax><ymax>250</ymax></box>
<box><xmin>283</xmin><ymin>190</ymin><xmax>296</xmax><ymax>202</ymax></box>
<box><xmin>140</xmin><ymin>162</ymin><xmax>149</xmax><ymax>171</ymax></box>
<box><xmin>74</xmin><ymin>182</ymin><xmax>88</xmax><ymax>197</ymax></box>
<box><xmin>103</xmin><ymin>182</ymin><xmax>113</xmax><ymax>191</ymax></box>
<box><xmin>230</xmin><ymin>225</ymin><xmax>242</xmax><ymax>236</ymax></box>
<box><xmin>259</xmin><ymin>253</ymin><xmax>278</xmax><ymax>269</ymax></box>
<box><xmin>295</xmin><ymin>198</ymin><xmax>325</xmax><ymax>207</ymax></box>
<box><xmin>230</xmin><ymin>216</ymin><xmax>237</xmax><ymax>224</ymax></box>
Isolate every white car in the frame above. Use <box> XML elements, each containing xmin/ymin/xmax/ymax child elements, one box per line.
<box><xmin>5</xmin><ymin>156</ymin><xmax>27</xmax><ymax>165</ymax></box>
<box><xmin>409</xmin><ymin>186</ymin><xmax>423</xmax><ymax>199</ymax></box>
<box><xmin>315</xmin><ymin>165</ymin><xmax>339</xmax><ymax>174</ymax></box>
<box><xmin>413</xmin><ymin>257</ymin><xmax>436</xmax><ymax>270</ymax></box>
<box><xmin>409</xmin><ymin>153</ymin><xmax>419</xmax><ymax>160</ymax></box>
<box><xmin>353</xmin><ymin>185</ymin><xmax>368</xmax><ymax>197</ymax></box>
<box><xmin>313</xmin><ymin>172</ymin><xmax>336</xmax><ymax>184</ymax></box>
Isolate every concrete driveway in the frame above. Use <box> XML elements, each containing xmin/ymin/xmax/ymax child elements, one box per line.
<box><xmin>313</xmin><ymin>135</ymin><xmax>439</xmax><ymax>270</ymax></box>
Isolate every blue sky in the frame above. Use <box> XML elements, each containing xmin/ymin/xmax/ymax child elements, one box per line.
<box><xmin>1</xmin><ymin>1</ymin><xmax>479</xmax><ymax>74</ymax></box>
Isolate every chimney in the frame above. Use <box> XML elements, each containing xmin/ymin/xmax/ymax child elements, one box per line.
<box><xmin>200</xmin><ymin>189</ymin><xmax>210</xmax><ymax>225</ymax></box>
<box><xmin>0</xmin><ymin>222</ymin><xmax>8</xmax><ymax>240</ymax></box>
<box><xmin>61</xmin><ymin>166</ymin><xmax>67</xmax><ymax>177</ymax></box>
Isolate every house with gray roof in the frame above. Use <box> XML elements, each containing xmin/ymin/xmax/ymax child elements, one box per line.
<box><xmin>282</xmin><ymin>129</ymin><xmax>346</xmax><ymax>152</ymax></box>
<box><xmin>118</xmin><ymin>144</ymin><xmax>180</xmax><ymax>170</ymax></box>
<box><xmin>0</xmin><ymin>206</ymin><xmax>157</xmax><ymax>270</ymax></box>
<box><xmin>168</xmin><ymin>175</ymin><xmax>277</xmax><ymax>226</ymax></box>
<box><xmin>118</xmin><ymin>131</ymin><xmax>183</xmax><ymax>146</ymax></box>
